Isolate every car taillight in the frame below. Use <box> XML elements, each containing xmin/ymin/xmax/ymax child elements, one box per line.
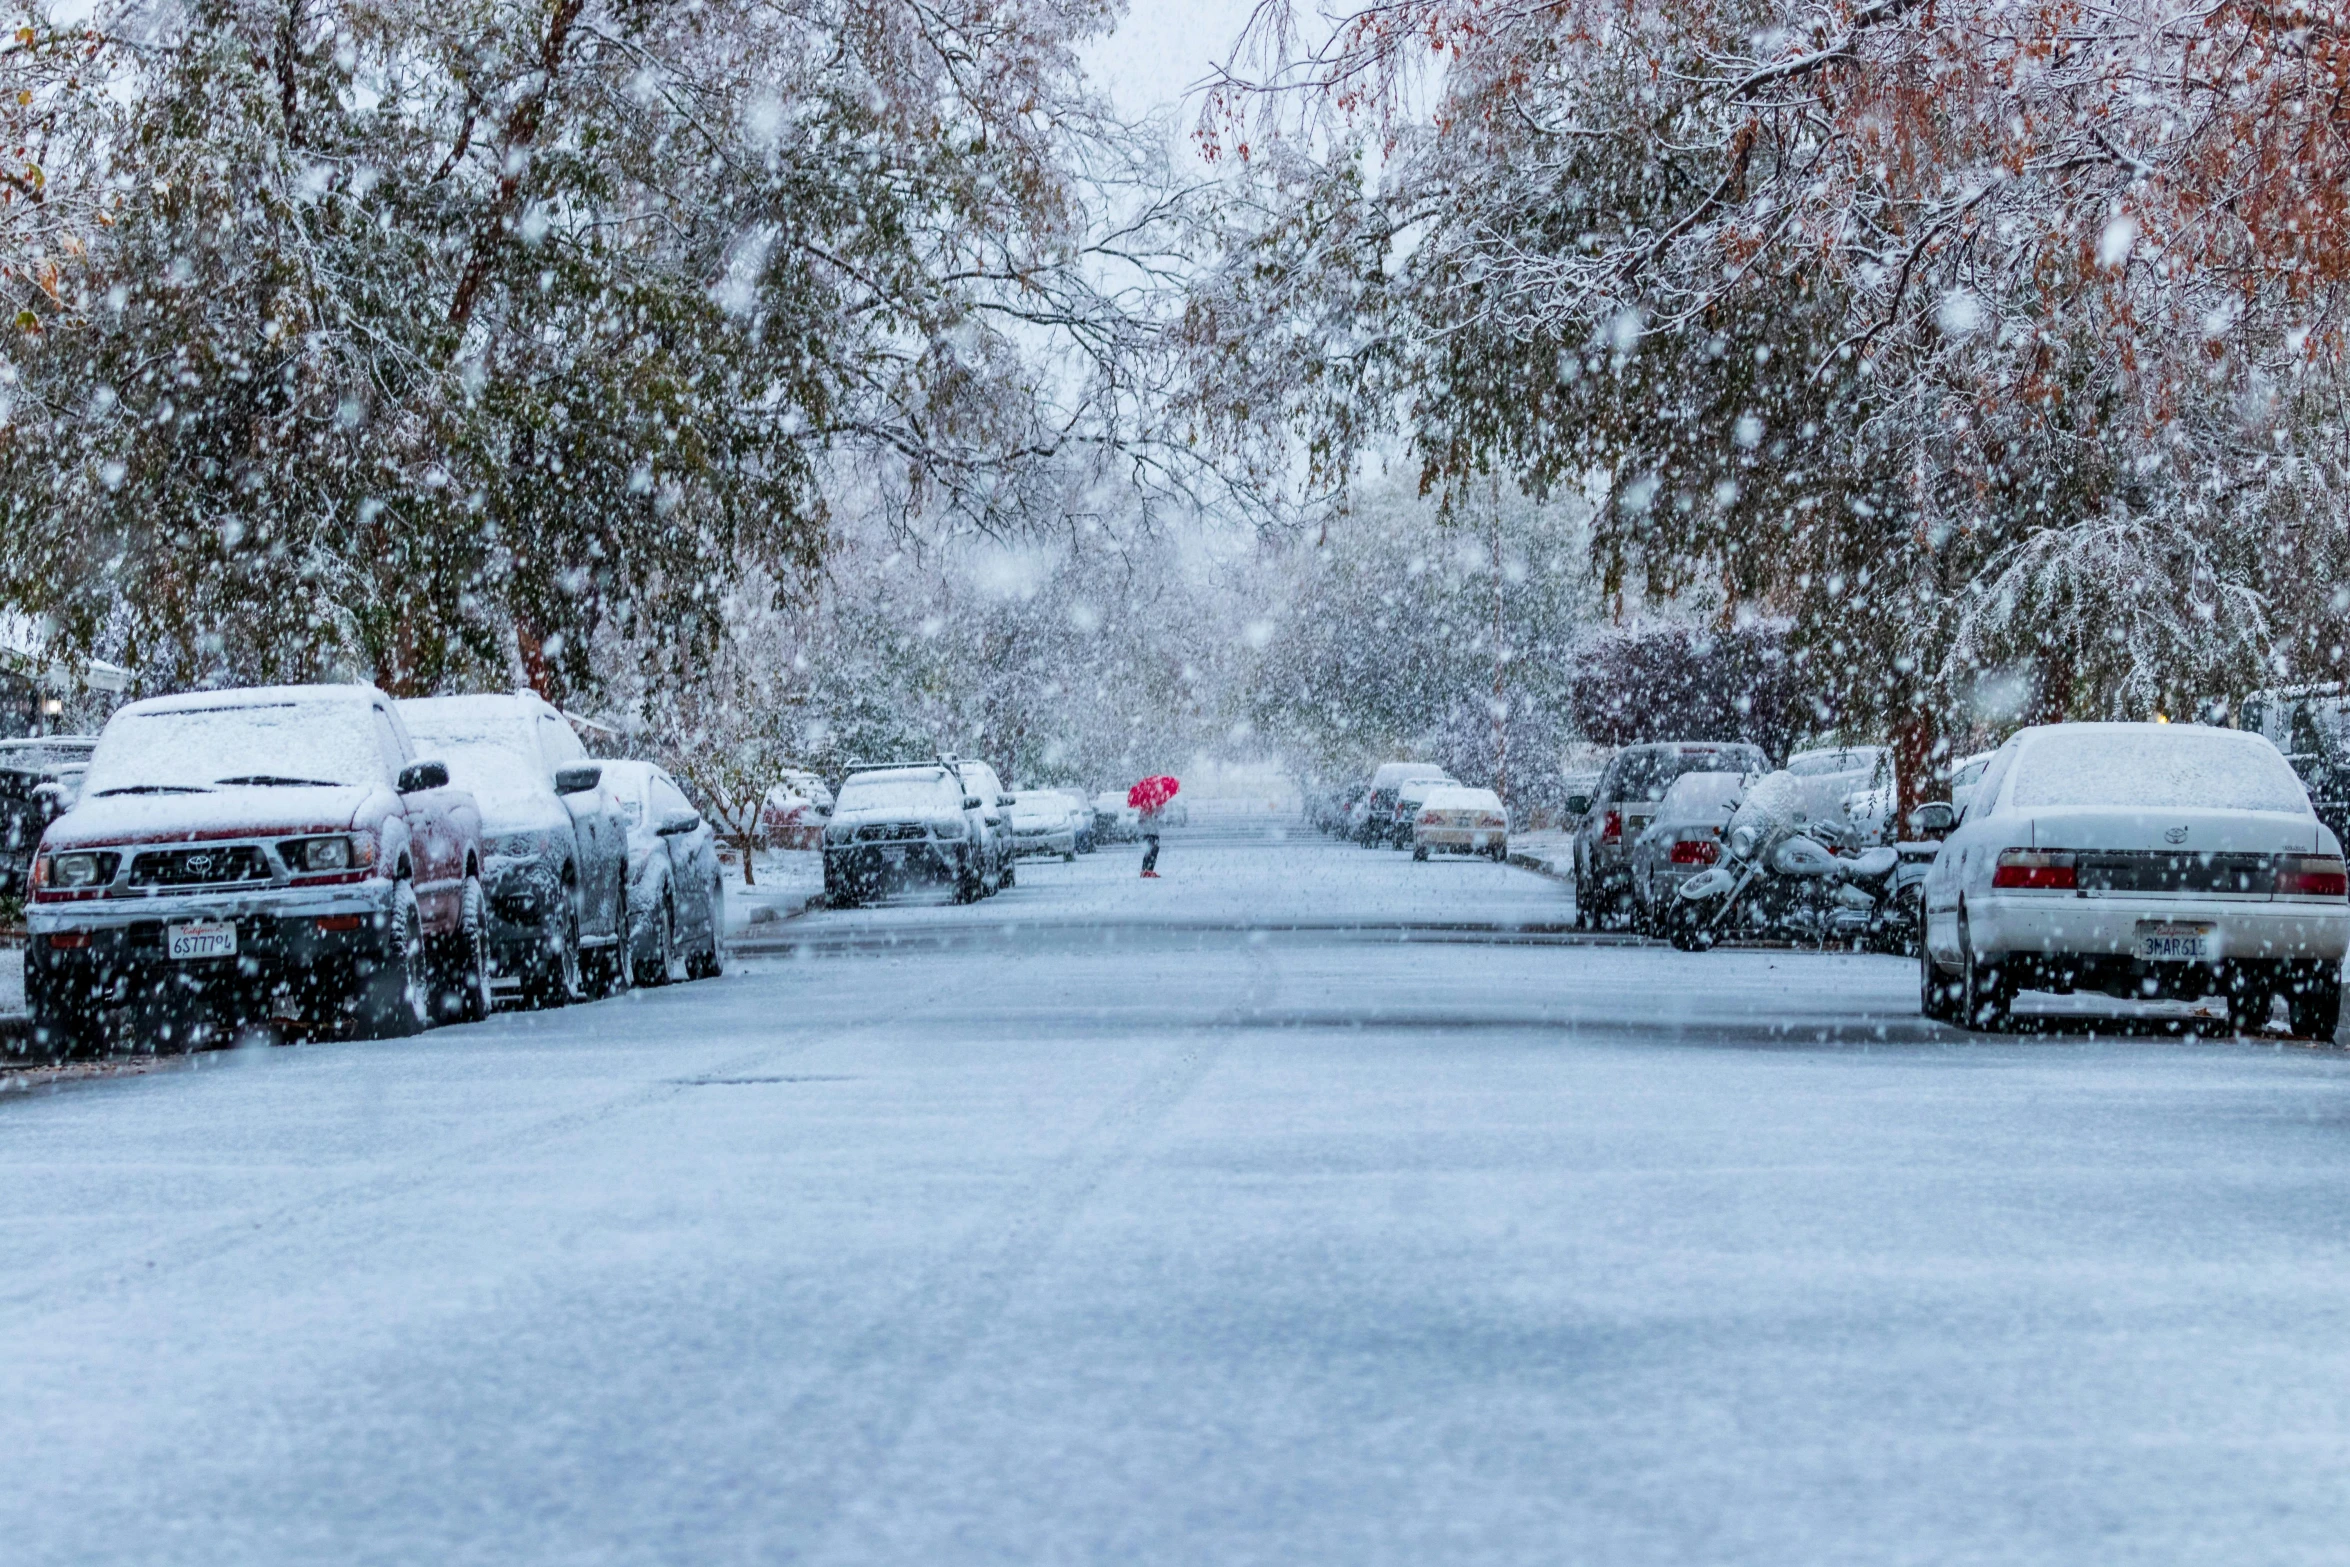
<box><xmin>1993</xmin><ymin>848</ymin><xmax>2076</xmax><ymax>890</ymax></box>
<box><xmin>1420</xmin><ymin>811</ymin><xmax>1441</xmax><ymax>825</ymax></box>
<box><xmin>1601</xmin><ymin>810</ymin><xmax>1622</xmax><ymax>842</ymax></box>
<box><xmin>1670</xmin><ymin>839</ymin><xmax>1719</xmax><ymax>865</ymax></box>
<box><xmin>2277</xmin><ymin>854</ymin><xmax>2349</xmax><ymax>898</ymax></box>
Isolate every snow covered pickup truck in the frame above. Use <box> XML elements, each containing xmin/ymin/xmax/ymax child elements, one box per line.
<box><xmin>23</xmin><ymin>685</ymin><xmax>489</xmax><ymax>1052</ymax></box>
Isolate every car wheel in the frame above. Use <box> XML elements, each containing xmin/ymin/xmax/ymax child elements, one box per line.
<box><xmin>1000</xmin><ymin>855</ymin><xmax>1016</xmax><ymax>890</ymax></box>
<box><xmin>1958</xmin><ymin>910</ymin><xmax>2012</xmax><ymax>1032</ymax></box>
<box><xmin>686</xmin><ymin>877</ymin><xmax>725</xmax><ymax>980</ymax></box>
<box><xmin>522</xmin><ymin>890</ymin><xmax>582</xmax><ymax>1009</ymax></box>
<box><xmin>1919</xmin><ymin>934</ymin><xmax>1953</xmax><ymax>1022</ymax></box>
<box><xmin>954</xmin><ymin>852</ymin><xmax>985</xmax><ymax>904</ymax></box>
<box><xmin>2288</xmin><ymin>965</ymin><xmax>2343</xmax><ymax>1041</ymax></box>
<box><xmin>1571</xmin><ymin>868</ymin><xmax>1592</xmax><ymax>931</ymax></box>
<box><xmin>2225</xmin><ymin>962</ymin><xmax>2276</xmax><ymax>1037</ymax></box>
<box><xmin>354</xmin><ymin>881</ymin><xmax>429</xmax><ymax>1039</ymax></box>
<box><xmin>1412</xmin><ymin>844</ymin><xmax>1429</xmax><ymax>862</ymax></box>
<box><xmin>437</xmin><ymin>874</ymin><xmax>494</xmax><ymax>1023</ymax></box>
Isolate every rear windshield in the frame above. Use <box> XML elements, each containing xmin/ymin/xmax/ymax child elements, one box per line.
<box><xmin>1657</xmin><ymin>771</ymin><xmax>1747</xmax><ymax>818</ymax></box>
<box><xmin>84</xmin><ymin>702</ymin><xmax>386</xmax><ymax>795</ymax></box>
<box><xmin>839</xmin><ymin>775</ymin><xmax>959</xmax><ymax>814</ymax></box>
<box><xmin>2009</xmin><ymin>729</ymin><xmax>2311</xmax><ymax>814</ymax></box>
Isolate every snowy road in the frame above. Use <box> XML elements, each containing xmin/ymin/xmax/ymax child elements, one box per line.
<box><xmin>9</xmin><ymin>833</ymin><xmax>2350</xmax><ymax>1564</ymax></box>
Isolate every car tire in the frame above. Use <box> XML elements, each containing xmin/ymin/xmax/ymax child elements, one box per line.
<box><xmin>2289</xmin><ymin>966</ymin><xmax>2343</xmax><ymax>1041</ymax></box>
<box><xmin>521</xmin><ymin>890</ymin><xmax>582</xmax><ymax>1009</ymax></box>
<box><xmin>633</xmin><ymin>887</ymin><xmax>675</xmax><ymax>986</ymax></box>
<box><xmin>1412</xmin><ymin>844</ymin><xmax>1429</xmax><ymax>862</ymax></box>
<box><xmin>1000</xmin><ymin>858</ymin><xmax>1016</xmax><ymax>890</ymax></box>
<box><xmin>583</xmin><ymin>877</ymin><xmax>633</xmax><ymax>1000</ymax></box>
<box><xmin>354</xmin><ymin>881</ymin><xmax>429</xmax><ymax>1039</ymax></box>
<box><xmin>686</xmin><ymin>877</ymin><xmax>725</xmax><ymax>980</ymax></box>
<box><xmin>436</xmin><ymin>874</ymin><xmax>494</xmax><ymax>1024</ymax></box>
<box><xmin>2225</xmin><ymin>963</ymin><xmax>2276</xmax><ymax>1037</ymax></box>
<box><xmin>1919</xmin><ymin>936</ymin><xmax>1954</xmax><ymax>1022</ymax></box>
<box><xmin>1958</xmin><ymin>910</ymin><xmax>2012</xmax><ymax>1032</ymax></box>
<box><xmin>954</xmin><ymin>853</ymin><xmax>985</xmax><ymax>904</ymax></box>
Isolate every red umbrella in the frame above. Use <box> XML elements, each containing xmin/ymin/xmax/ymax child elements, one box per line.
<box><xmin>1128</xmin><ymin>775</ymin><xmax>1180</xmax><ymax>813</ymax></box>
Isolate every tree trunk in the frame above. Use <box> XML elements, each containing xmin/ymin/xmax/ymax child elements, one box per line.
<box><xmin>1894</xmin><ymin>704</ymin><xmax>1938</xmax><ymax>826</ymax></box>
<box><xmin>737</xmin><ymin>831</ymin><xmax>757</xmax><ymax>886</ymax></box>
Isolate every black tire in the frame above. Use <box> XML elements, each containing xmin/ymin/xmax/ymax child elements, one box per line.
<box><xmin>1920</xmin><ymin>935</ymin><xmax>1954</xmax><ymax>1022</ymax></box>
<box><xmin>634</xmin><ymin>890</ymin><xmax>678</xmax><ymax>986</ymax></box>
<box><xmin>953</xmin><ymin>853</ymin><xmax>985</xmax><ymax>904</ymax></box>
<box><xmin>2225</xmin><ymin>963</ymin><xmax>2276</xmax><ymax>1036</ymax></box>
<box><xmin>1572</xmin><ymin>867</ymin><xmax>1592</xmax><ymax>931</ymax></box>
<box><xmin>2289</xmin><ymin>966</ymin><xmax>2343</xmax><ymax>1041</ymax></box>
<box><xmin>520</xmin><ymin>888</ymin><xmax>582</xmax><ymax>1009</ymax></box>
<box><xmin>1958</xmin><ymin>910</ymin><xmax>2012</xmax><ymax>1032</ymax></box>
<box><xmin>686</xmin><ymin>877</ymin><xmax>725</xmax><ymax>980</ymax></box>
<box><xmin>354</xmin><ymin>882</ymin><xmax>429</xmax><ymax>1039</ymax></box>
<box><xmin>1063</xmin><ymin>850</ymin><xmax>1077</xmax><ymax>863</ymax></box>
<box><xmin>1412</xmin><ymin>844</ymin><xmax>1429</xmax><ymax>862</ymax></box>
<box><xmin>999</xmin><ymin>857</ymin><xmax>1016</xmax><ymax>890</ymax></box>
<box><xmin>435</xmin><ymin>874</ymin><xmax>494</xmax><ymax>1024</ymax></box>
<box><xmin>582</xmin><ymin>878</ymin><xmax>633</xmax><ymax>1000</ymax></box>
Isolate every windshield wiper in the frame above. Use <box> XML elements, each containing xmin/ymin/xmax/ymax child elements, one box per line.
<box><xmin>96</xmin><ymin>785</ymin><xmax>212</xmax><ymax>796</ymax></box>
<box><xmin>214</xmin><ymin>775</ymin><xmax>342</xmax><ymax>788</ymax></box>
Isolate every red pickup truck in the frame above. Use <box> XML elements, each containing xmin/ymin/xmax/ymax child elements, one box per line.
<box><xmin>23</xmin><ymin>684</ymin><xmax>488</xmax><ymax>1052</ymax></box>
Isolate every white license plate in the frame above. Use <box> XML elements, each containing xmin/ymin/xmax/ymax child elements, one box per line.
<box><xmin>2138</xmin><ymin>921</ymin><xmax>2215</xmax><ymax>963</ymax></box>
<box><xmin>167</xmin><ymin>920</ymin><xmax>237</xmax><ymax>961</ymax></box>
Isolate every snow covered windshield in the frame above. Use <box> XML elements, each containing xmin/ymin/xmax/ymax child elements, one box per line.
<box><xmin>403</xmin><ymin>723</ymin><xmax>543</xmax><ymax>803</ymax></box>
<box><xmin>838</xmin><ymin>776</ymin><xmax>960</xmax><ymax>815</ymax></box>
<box><xmin>83</xmin><ymin>701</ymin><xmax>386</xmax><ymax>796</ymax></box>
<box><xmin>2009</xmin><ymin>728</ymin><xmax>2311</xmax><ymax>814</ymax></box>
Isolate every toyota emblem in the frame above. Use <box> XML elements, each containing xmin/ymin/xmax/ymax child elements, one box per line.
<box><xmin>2163</xmin><ymin>826</ymin><xmax>2189</xmax><ymax>844</ymax></box>
<box><xmin>187</xmin><ymin>852</ymin><xmax>215</xmax><ymax>872</ymax></box>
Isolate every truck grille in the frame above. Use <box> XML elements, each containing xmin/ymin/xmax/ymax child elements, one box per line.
<box><xmin>855</xmin><ymin>823</ymin><xmax>926</xmax><ymax>843</ymax></box>
<box><xmin>2074</xmin><ymin>851</ymin><xmax>2272</xmax><ymax>896</ymax></box>
<box><xmin>127</xmin><ymin>845</ymin><xmax>271</xmax><ymax>887</ymax></box>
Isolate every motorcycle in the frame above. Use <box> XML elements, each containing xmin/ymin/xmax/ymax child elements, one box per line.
<box><xmin>1668</xmin><ymin>769</ymin><xmax>1904</xmax><ymax>950</ymax></box>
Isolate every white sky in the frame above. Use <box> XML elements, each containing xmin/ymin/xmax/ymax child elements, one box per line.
<box><xmin>1082</xmin><ymin>0</ymin><xmax>1267</xmax><ymax>126</ymax></box>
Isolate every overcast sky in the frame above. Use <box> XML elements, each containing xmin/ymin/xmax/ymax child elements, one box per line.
<box><xmin>1082</xmin><ymin>0</ymin><xmax>1265</xmax><ymax>126</ymax></box>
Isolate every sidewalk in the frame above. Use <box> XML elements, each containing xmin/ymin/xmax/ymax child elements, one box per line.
<box><xmin>720</xmin><ymin>848</ymin><xmax>826</xmax><ymax>935</ymax></box>
<box><xmin>1507</xmin><ymin>828</ymin><xmax>1574</xmax><ymax>882</ymax></box>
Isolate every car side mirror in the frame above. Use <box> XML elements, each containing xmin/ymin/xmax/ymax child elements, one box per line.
<box><xmin>398</xmin><ymin>760</ymin><xmax>449</xmax><ymax>793</ymax></box>
<box><xmin>963</xmin><ymin>795</ymin><xmax>984</xmax><ymax>811</ymax></box>
<box><xmin>1908</xmin><ymin>801</ymin><xmax>1957</xmax><ymax>838</ymax></box>
<box><xmin>555</xmin><ymin>764</ymin><xmax>602</xmax><ymax>795</ymax></box>
<box><xmin>1565</xmin><ymin>794</ymin><xmax>1590</xmax><ymax>816</ymax></box>
<box><xmin>657</xmin><ymin>809</ymin><xmax>702</xmax><ymax>836</ymax></box>
<box><xmin>998</xmin><ymin>794</ymin><xmax>1015</xmax><ymax>807</ymax></box>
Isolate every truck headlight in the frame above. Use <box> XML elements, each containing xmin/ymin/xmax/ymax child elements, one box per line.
<box><xmin>46</xmin><ymin>851</ymin><xmax>116</xmax><ymax>889</ymax></box>
<box><xmin>931</xmin><ymin>817</ymin><xmax>968</xmax><ymax>840</ymax></box>
<box><xmin>281</xmin><ymin>835</ymin><xmax>369</xmax><ymax>872</ymax></box>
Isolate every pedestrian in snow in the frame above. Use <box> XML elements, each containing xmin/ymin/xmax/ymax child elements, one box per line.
<box><xmin>1129</xmin><ymin>775</ymin><xmax>1178</xmax><ymax>879</ymax></box>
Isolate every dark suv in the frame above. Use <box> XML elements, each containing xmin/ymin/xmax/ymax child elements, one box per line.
<box><xmin>824</xmin><ymin>759</ymin><xmax>1014</xmax><ymax>906</ymax></box>
<box><xmin>25</xmin><ymin>685</ymin><xmax>488</xmax><ymax>1051</ymax></box>
<box><xmin>1572</xmin><ymin>740</ymin><xmax>1770</xmax><ymax>927</ymax></box>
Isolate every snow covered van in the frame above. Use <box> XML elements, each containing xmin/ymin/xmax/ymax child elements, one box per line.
<box><xmin>1920</xmin><ymin>722</ymin><xmax>2350</xmax><ymax>1036</ymax></box>
<box><xmin>24</xmin><ymin>685</ymin><xmax>488</xmax><ymax>1050</ymax></box>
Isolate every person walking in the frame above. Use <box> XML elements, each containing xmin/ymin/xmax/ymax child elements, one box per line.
<box><xmin>1128</xmin><ymin>775</ymin><xmax>1179</xmax><ymax>879</ymax></box>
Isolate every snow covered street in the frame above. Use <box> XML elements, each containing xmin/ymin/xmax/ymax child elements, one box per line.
<box><xmin>9</xmin><ymin>831</ymin><xmax>2350</xmax><ymax>1564</ymax></box>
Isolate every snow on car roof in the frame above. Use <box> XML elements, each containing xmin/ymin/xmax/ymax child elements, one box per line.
<box><xmin>122</xmin><ymin>682</ymin><xmax>383</xmax><ymax>716</ymax></box>
<box><xmin>2006</xmin><ymin>723</ymin><xmax>2311</xmax><ymax>815</ymax></box>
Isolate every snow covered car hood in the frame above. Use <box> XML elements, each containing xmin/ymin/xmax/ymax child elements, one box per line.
<box><xmin>42</xmin><ymin>782</ymin><xmax>394</xmax><ymax>850</ymax></box>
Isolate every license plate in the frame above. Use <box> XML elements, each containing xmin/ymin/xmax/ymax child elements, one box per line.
<box><xmin>2138</xmin><ymin>921</ymin><xmax>2215</xmax><ymax>963</ymax></box>
<box><xmin>167</xmin><ymin>920</ymin><xmax>237</xmax><ymax>961</ymax></box>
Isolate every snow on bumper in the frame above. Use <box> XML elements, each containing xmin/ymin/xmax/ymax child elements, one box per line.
<box><xmin>1969</xmin><ymin>893</ymin><xmax>2350</xmax><ymax>962</ymax></box>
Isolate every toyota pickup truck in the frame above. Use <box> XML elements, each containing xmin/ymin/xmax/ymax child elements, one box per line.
<box><xmin>22</xmin><ymin>684</ymin><xmax>487</xmax><ymax>1052</ymax></box>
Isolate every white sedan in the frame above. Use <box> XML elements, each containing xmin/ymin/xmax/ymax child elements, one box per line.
<box><xmin>1412</xmin><ymin>785</ymin><xmax>1509</xmax><ymax>861</ymax></box>
<box><xmin>1920</xmin><ymin>722</ymin><xmax>2349</xmax><ymax>1035</ymax></box>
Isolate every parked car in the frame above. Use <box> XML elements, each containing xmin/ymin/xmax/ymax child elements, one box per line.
<box><xmin>1056</xmin><ymin>790</ymin><xmax>1098</xmax><ymax>853</ymax></box>
<box><xmin>1314</xmin><ymin>782</ymin><xmax>1368</xmax><ymax>836</ymax></box>
<box><xmin>399</xmin><ymin>692</ymin><xmax>632</xmax><ymax>1007</ymax></box>
<box><xmin>23</xmin><ymin>685</ymin><xmax>488</xmax><ymax>1052</ymax></box>
<box><xmin>1782</xmin><ymin>744</ymin><xmax>1899</xmax><ymax>846</ymax></box>
<box><xmin>825</xmin><ymin>760</ymin><xmax>1010</xmax><ymax>905</ymax></box>
<box><xmin>1009</xmin><ymin>789</ymin><xmax>1080</xmax><ymax>860</ymax></box>
<box><xmin>595</xmin><ymin>760</ymin><xmax>724</xmax><ymax>986</ymax></box>
<box><xmin>1627</xmin><ymin>770</ymin><xmax>1750</xmax><ymax>931</ymax></box>
<box><xmin>2239</xmin><ymin>685</ymin><xmax>2350</xmax><ymax>849</ymax></box>
<box><xmin>757</xmin><ymin>767</ymin><xmax>834</xmax><ymax>850</ymax></box>
<box><xmin>1572</xmin><ymin>740</ymin><xmax>1772</xmax><ymax>926</ymax></box>
<box><xmin>1360</xmin><ymin>762</ymin><xmax>1453</xmax><ymax>846</ymax></box>
<box><xmin>1412</xmin><ymin>785</ymin><xmax>1509</xmax><ymax>861</ymax></box>
<box><xmin>1386</xmin><ymin>775</ymin><xmax>1457</xmax><ymax>848</ymax></box>
<box><xmin>0</xmin><ymin>734</ymin><xmax>96</xmax><ymax>898</ymax></box>
<box><xmin>1920</xmin><ymin>722</ymin><xmax>2350</xmax><ymax>1036</ymax></box>
<box><xmin>1092</xmin><ymin>790</ymin><xmax>1141</xmax><ymax>843</ymax></box>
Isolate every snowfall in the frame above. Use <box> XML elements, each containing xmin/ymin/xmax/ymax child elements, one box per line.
<box><xmin>7</xmin><ymin>817</ymin><xmax>2350</xmax><ymax>1565</ymax></box>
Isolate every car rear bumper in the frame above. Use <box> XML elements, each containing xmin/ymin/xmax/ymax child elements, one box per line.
<box><xmin>1416</xmin><ymin>828</ymin><xmax>1506</xmax><ymax>851</ymax></box>
<box><xmin>1013</xmin><ymin>831</ymin><xmax>1076</xmax><ymax>857</ymax></box>
<box><xmin>1967</xmin><ymin>894</ymin><xmax>2350</xmax><ymax>963</ymax></box>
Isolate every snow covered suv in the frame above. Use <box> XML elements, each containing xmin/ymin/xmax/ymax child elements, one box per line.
<box><xmin>1573</xmin><ymin>740</ymin><xmax>1771</xmax><ymax>926</ymax></box>
<box><xmin>824</xmin><ymin>761</ymin><xmax>1012</xmax><ymax>906</ymax></box>
<box><xmin>24</xmin><ymin>685</ymin><xmax>488</xmax><ymax>1051</ymax></box>
<box><xmin>398</xmin><ymin>693</ymin><xmax>631</xmax><ymax>1007</ymax></box>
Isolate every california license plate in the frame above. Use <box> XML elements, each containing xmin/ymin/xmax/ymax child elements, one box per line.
<box><xmin>2138</xmin><ymin>921</ymin><xmax>2215</xmax><ymax>963</ymax></box>
<box><xmin>166</xmin><ymin>920</ymin><xmax>237</xmax><ymax>961</ymax></box>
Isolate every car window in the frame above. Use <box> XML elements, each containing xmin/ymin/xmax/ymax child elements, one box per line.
<box><xmin>538</xmin><ymin>713</ymin><xmax>586</xmax><ymax>769</ymax></box>
<box><xmin>373</xmin><ymin>706</ymin><xmax>411</xmax><ymax>774</ymax></box>
<box><xmin>1962</xmin><ymin>743</ymin><xmax>2021</xmax><ymax>823</ymax></box>
<box><xmin>653</xmin><ymin>775</ymin><xmax>694</xmax><ymax>820</ymax></box>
